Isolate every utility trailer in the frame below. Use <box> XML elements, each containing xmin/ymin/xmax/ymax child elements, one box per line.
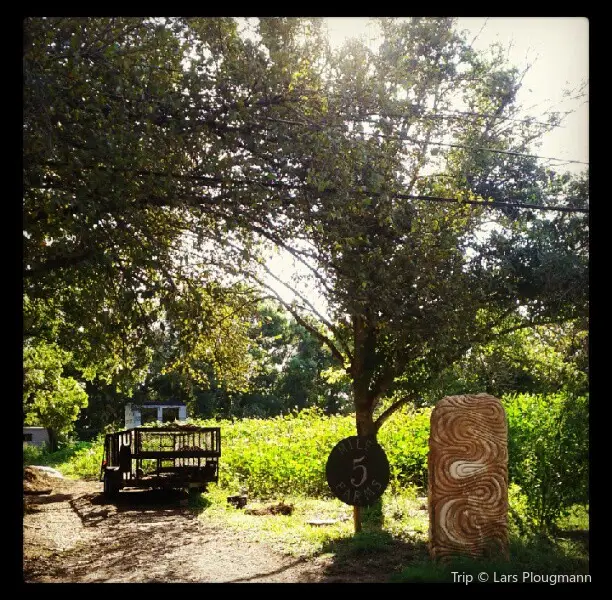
<box><xmin>100</xmin><ymin>425</ymin><xmax>220</xmax><ymax>498</ymax></box>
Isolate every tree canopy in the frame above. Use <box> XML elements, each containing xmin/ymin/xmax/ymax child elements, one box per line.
<box><xmin>23</xmin><ymin>17</ymin><xmax>588</xmax><ymax>440</ymax></box>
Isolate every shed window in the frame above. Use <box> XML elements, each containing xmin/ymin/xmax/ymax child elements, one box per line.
<box><xmin>162</xmin><ymin>408</ymin><xmax>180</xmax><ymax>423</ymax></box>
<box><xmin>141</xmin><ymin>408</ymin><xmax>158</xmax><ymax>425</ymax></box>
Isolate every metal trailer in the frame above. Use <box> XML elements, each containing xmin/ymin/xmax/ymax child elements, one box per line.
<box><xmin>100</xmin><ymin>425</ymin><xmax>221</xmax><ymax>498</ymax></box>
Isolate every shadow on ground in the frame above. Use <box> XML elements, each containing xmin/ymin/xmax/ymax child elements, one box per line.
<box><xmin>70</xmin><ymin>487</ymin><xmax>205</xmax><ymax>528</ymax></box>
<box><xmin>313</xmin><ymin>530</ymin><xmax>430</xmax><ymax>583</ymax></box>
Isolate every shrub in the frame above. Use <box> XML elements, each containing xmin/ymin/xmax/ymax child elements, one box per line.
<box><xmin>503</xmin><ymin>392</ymin><xmax>589</xmax><ymax>533</ymax></box>
<box><xmin>23</xmin><ymin>438</ymin><xmax>103</xmax><ymax>479</ymax></box>
<box><xmin>190</xmin><ymin>406</ymin><xmax>432</xmax><ymax>499</ymax></box>
<box><xmin>23</xmin><ymin>443</ymin><xmax>49</xmax><ymax>466</ymax></box>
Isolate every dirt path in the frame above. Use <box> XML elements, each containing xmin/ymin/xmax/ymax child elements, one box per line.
<box><xmin>24</xmin><ymin>472</ymin><xmax>334</xmax><ymax>583</ymax></box>
<box><xmin>24</xmin><ymin>467</ymin><xmax>429</xmax><ymax>583</ymax></box>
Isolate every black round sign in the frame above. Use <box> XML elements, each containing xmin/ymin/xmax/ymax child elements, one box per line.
<box><xmin>326</xmin><ymin>436</ymin><xmax>390</xmax><ymax>506</ymax></box>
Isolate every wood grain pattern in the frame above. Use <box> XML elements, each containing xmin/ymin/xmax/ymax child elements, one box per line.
<box><xmin>428</xmin><ymin>394</ymin><xmax>509</xmax><ymax>560</ymax></box>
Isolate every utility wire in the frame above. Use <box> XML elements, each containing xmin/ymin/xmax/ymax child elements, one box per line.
<box><xmin>394</xmin><ymin>194</ymin><xmax>589</xmax><ymax>214</ymax></box>
<box><xmin>270</xmin><ymin>109</ymin><xmax>586</xmax><ymax>165</ymax></box>
<box><xmin>313</xmin><ymin>117</ymin><xmax>588</xmax><ymax>165</ymax></box>
<box><xmin>402</xmin><ymin>138</ymin><xmax>589</xmax><ymax>166</ymax></box>
<box><xmin>43</xmin><ymin>161</ymin><xmax>590</xmax><ymax>215</ymax></box>
<box><xmin>353</xmin><ymin>107</ymin><xmax>566</xmax><ymax>130</ymax></box>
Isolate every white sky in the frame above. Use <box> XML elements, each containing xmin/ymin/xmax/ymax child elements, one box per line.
<box><xmin>326</xmin><ymin>17</ymin><xmax>589</xmax><ymax>170</ymax></box>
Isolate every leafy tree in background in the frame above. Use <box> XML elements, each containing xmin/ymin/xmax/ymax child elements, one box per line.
<box><xmin>23</xmin><ymin>341</ymin><xmax>89</xmax><ymax>449</ymax></box>
<box><xmin>24</xmin><ymin>17</ymin><xmax>588</xmax><ymax>445</ymax></box>
<box><xmin>86</xmin><ymin>302</ymin><xmax>352</xmax><ymax>425</ymax></box>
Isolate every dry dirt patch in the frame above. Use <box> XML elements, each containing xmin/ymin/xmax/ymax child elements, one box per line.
<box><xmin>24</xmin><ymin>472</ymin><xmax>424</xmax><ymax>583</ymax></box>
<box><xmin>23</xmin><ymin>474</ymin><xmax>328</xmax><ymax>583</ymax></box>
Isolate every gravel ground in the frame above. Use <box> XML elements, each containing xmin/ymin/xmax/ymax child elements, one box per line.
<box><xmin>23</xmin><ymin>468</ymin><xmax>425</xmax><ymax>583</ymax></box>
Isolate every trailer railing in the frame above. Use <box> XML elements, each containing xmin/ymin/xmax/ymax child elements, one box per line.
<box><xmin>100</xmin><ymin>426</ymin><xmax>221</xmax><ymax>495</ymax></box>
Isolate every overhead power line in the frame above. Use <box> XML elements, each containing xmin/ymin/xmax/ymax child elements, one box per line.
<box><xmin>266</xmin><ymin>113</ymin><xmax>587</xmax><ymax>166</ymax></box>
<box><xmin>408</xmin><ymin>138</ymin><xmax>589</xmax><ymax>166</ymax></box>
<box><xmin>339</xmin><ymin>123</ymin><xmax>589</xmax><ymax>166</ymax></box>
<box><xmin>355</xmin><ymin>107</ymin><xmax>566</xmax><ymax>130</ymax></box>
<box><xmin>395</xmin><ymin>194</ymin><xmax>589</xmax><ymax>214</ymax></box>
<box><xmin>44</xmin><ymin>161</ymin><xmax>589</xmax><ymax>215</ymax></box>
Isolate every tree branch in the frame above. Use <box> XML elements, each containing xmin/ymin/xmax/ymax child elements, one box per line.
<box><xmin>248</xmin><ymin>274</ymin><xmax>348</xmax><ymax>368</ymax></box>
<box><xmin>374</xmin><ymin>393</ymin><xmax>417</xmax><ymax>432</ymax></box>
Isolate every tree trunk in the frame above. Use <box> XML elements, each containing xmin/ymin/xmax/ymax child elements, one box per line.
<box><xmin>351</xmin><ymin>313</ymin><xmax>378</xmax><ymax>533</ymax></box>
<box><xmin>46</xmin><ymin>427</ymin><xmax>57</xmax><ymax>453</ymax></box>
<box><xmin>355</xmin><ymin>405</ymin><xmax>376</xmax><ymax>437</ymax></box>
<box><xmin>353</xmin><ymin>399</ymin><xmax>376</xmax><ymax>533</ymax></box>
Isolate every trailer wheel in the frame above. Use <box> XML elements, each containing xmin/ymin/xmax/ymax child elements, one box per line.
<box><xmin>188</xmin><ymin>485</ymin><xmax>205</xmax><ymax>498</ymax></box>
<box><xmin>103</xmin><ymin>470</ymin><xmax>120</xmax><ymax>499</ymax></box>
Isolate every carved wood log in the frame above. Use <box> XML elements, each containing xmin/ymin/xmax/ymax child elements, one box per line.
<box><xmin>428</xmin><ymin>394</ymin><xmax>509</xmax><ymax>560</ymax></box>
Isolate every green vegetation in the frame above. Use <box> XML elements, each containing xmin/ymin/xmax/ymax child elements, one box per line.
<box><xmin>24</xmin><ymin>18</ymin><xmax>588</xmax><ymax>450</ymax></box>
<box><xmin>187</xmin><ymin>407</ymin><xmax>429</xmax><ymax>498</ymax></box>
<box><xmin>391</xmin><ymin>535</ymin><xmax>589</xmax><ymax>582</ymax></box>
<box><xmin>24</xmin><ymin>438</ymin><xmax>103</xmax><ymax>480</ymax></box>
<box><xmin>23</xmin><ymin>16</ymin><xmax>587</xmax><ymax>560</ymax></box>
<box><xmin>25</xmin><ymin>397</ymin><xmax>588</xmax><ymax>576</ymax></box>
<box><xmin>28</xmin><ymin>395</ymin><xmax>587</xmax><ymax>535</ymax></box>
<box><xmin>23</xmin><ymin>341</ymin><xmax>89</xmax><ymax>449</ymax></box>
<box><xmin>505</xmin><ymin>393</ymin><xmax>589</xmax><ymax>533</ymax></box>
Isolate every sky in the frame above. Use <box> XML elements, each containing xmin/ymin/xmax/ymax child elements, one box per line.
<box><xmin>458</xmin><ymin>17</ymin><xmax>588</xmax><ymax>170</ymax></box>
<box><xmin>325</xmin><ymin>17</ymin><xmax>589</xmax><ymax>170</ymax></box>
<box><xmin>266</xmin><ymin>17</ymin><xmax>589</xmax><ymax>313</ymax></box>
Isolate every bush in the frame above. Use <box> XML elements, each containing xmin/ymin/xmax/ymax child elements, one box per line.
<box><xmin>503</xmin><ymin>392</ymin><xmax>589</xmax><ymax>533</ymax></box>
<box><xmin>23</xmin><ymin>438</ymin><xmax>103</xmax><ymax>479</ymax></box>
<box><xmin>23</xmin><ymin>443</ymin><xmax>50</xmax><ymax>466</ymax></box>
<box><xmin>192</xmin><ymin>408</ymin><xmax>355</xmax><ymax>497</ymax></box>
<box><xmin>57</xmin><ymin>438</ymin><xmax>104</xmax><ymax>479</ymax></box>
<box><xmin>190</xmin><ymin>406</ymin><xmax>432</xmax><ymax>499</ymax></box>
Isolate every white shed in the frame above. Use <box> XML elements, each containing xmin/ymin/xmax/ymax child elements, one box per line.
<box><xmin>125</xmin><ymin>402</ymin><xmax>188</xmax><ymax>429</ymax></box>
<box><xmin>23</xmin><ymin>427</ymin><xmax>50</xmax><ymax>447</ymax></box>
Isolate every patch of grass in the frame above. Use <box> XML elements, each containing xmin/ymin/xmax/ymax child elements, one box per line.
<box><xmin>195</xmin><ymin>487</ymin><xmax>429</xmax><ymax>558</ymax></box>
<box><xmin>391</xmin><ymin>535</ymin><xmax>589</xmax><ymax>582</ymax></box>
<box><xmin>198</xmin><ymin>485</ymin><xmax>355</xmax><ymax>556</ymax></box>
<box><xmin>340</xmin><ymin>531</ymin><xmax>393</xmax><ymax>555</ymax></box>
<box><xmin>188</xmin><ymin>490</ymin><xmax>212</xmax><ymax>511</ymax></box>
<box><xmin>194</xmin><ymin>487</ymin><xmax>588</xmax><ymax>581</ymax></box>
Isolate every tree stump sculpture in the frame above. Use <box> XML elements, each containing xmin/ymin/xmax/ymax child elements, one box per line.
<box><xmin>428</xmin><ymin>394</ymin><xmax>509</xmax><ymax>560</ymax></box>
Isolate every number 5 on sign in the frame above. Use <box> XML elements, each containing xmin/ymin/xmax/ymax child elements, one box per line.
<box><xmin>351</xmin><ymin>455</ymin><xmax>367</xmax><ymax>487</ymax></box>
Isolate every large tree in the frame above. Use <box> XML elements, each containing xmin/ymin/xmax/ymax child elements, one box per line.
<box><xmin>24</xmin><ymin>17</ymin><xmax>588</xmax><ymax>447</ymax></box>
<box><xmin>197</xmin><ymin>17</ymin><xmax>588</xmax><ymax>438</ymax></box>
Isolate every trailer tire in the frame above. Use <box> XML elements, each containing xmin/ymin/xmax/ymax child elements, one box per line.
<box><xmin>103</xmin><ymin>469</ymin><xmax>121</xmax><ymax>499</ymax></box>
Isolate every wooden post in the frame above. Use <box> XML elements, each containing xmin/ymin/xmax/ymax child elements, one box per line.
<box><xmin>353</xmin><ymin>505</ymin><xmax>362</xmax><ymax>533</ymax></box>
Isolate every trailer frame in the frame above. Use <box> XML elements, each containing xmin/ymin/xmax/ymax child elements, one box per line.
<box><xmin>100</xmin><ymin>425</ymin><xmax>221</xmax><ymax>497</ymax></box>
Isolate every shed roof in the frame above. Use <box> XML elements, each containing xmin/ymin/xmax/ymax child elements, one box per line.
<box><xmin>128</xmin><ymin>401</ymin><xmax>186</xmax><ymax>407</ymax></box>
